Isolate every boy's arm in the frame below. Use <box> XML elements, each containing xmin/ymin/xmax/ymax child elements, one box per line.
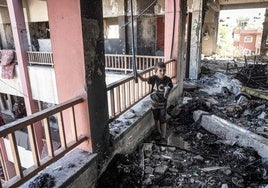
<box><xmin>164</xmin><ymin>77</ymin><xmax>173</xmax><ymax>98</ymax></box>
<box><xmin>138</xmin><ymin>73</ymin><xmax>149</xmax><ymax>82</ymax></box>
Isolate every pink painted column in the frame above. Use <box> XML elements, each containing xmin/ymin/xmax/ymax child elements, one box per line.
<box><xmin>7</xmin><ymin>0</ymin><xmax>43</xmax><ymax>155</ymax></box>
<box><xmin>46</xmin><ymin>0</ymin><xmax>109</xmax><ymax>154</ymax></box>
<box><xmin>164</xmin><ymin>0</ymin><xmax>181</xmax><ymax>82</ymax></box>
<box><xmin>46</xmin><ymin>0</ymin><xmax>92</xmax><ymax>152</ymax></box>
<box><xmin>189</xmin><ymin>0</ymin><xmax>203</xmax><ymax>79</ymax></box>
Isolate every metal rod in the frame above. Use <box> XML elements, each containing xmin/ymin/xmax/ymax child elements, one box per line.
<box><xmin>130</xmin><ymin>0</ymin><xmax>138</xmax><ymax>83</ymax></box>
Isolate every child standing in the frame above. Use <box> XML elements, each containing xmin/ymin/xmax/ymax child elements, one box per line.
<box><xmin>138</xmin><ymin>62</ymin><xmax>173</xmax><ymax>143</ymax></box>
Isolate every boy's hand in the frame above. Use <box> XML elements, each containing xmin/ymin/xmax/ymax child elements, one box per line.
<box><xmin>151</xmin><ymin>100</ymin><xmax>158</xmax><ymax>107</ymax></box>
<box><xmin>164</xmin><ymin>86</ymin><xmax>171</xmax><ymax>98</ymax></box>
<box><xmin>138</xmin><ymin>73</ymin><xmax>148</xmax><ymax>82</ymax></box>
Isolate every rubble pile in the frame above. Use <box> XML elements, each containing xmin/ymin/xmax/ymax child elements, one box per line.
<box><xmin>98</xmin><ymin>94</ymin><xmax>268</xmax><ymax>187</ymax></box>
<box><xmin>98</xmin><ymin>58</ymin><xmax>268</xmax><ymax>187</ymax></box>
<box><xmin>198</xmin><ymin>59</ymin><xmax>268</xmax><ymax>138</ymax></box>
<box><xmin>97</xmin><ymin>153</ymin><xmax>142</xmax><ymax>188</ymax></box>
<box><xmin>98</xmin><ymin>122</ymin><xmax>268</xmax><ymax>187</ymax></box>
<box><xmin>171</xmin><ymin>88</ymin><xmax>268</xmax><ymax>139</ymax></box>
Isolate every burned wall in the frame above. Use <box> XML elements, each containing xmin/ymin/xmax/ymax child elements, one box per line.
<box><xmin>103</xmin><ymin>0</ymin><xmax>128</xmax><ymax>54</ymax></box>
<box><xmin>104</xmin><ymin>17</ymin><xmax>127</xmax><ymax>54</ymax></box>
<box><xmin>135</xmin><ymin>0</ymin><xmax>157</xmax><ymax>55</ymax></box>
<box><xmin>103</xmin><ymin>0</ymin><xmax>162</xmax><ymax>56</ymax></box>
<box><xmin>136</xmin><ymin>17</ymin><xmax>156</xmax><ymax>55</ymax></box>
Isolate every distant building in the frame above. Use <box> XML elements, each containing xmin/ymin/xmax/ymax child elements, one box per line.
<box><xmin>233</xmin><ymin>28</ymin><xmax>262</xmax><ymax>56</ymax></box>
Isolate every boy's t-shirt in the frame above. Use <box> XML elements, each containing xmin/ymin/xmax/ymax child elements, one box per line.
<box><xmin>148</xmin><ymin>75</ymin><xmax>173</xmax><ymax>93</ymax></box>
<box><xmin>148</xmin><ymin>75</ymin><xmax>173</xmax><ymax>107</ymax></box>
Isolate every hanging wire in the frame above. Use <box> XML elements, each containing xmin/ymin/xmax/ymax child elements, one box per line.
<box><xmin>0</xmin><ymin>79</ymin><xmax>28</xmax><ymax>98</ymax></box>
<box><xmin>120</xmin><ymin>0</ymin><xmax>157</xmax><ymax>28</ymax></box>
<box><xmin>130</xmin><ymin>0</ymin><xmax>138</xmax><ymax>83</ymax></box>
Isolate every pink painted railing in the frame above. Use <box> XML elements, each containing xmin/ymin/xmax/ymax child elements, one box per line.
<box><xmin>0</xmin><ymin>97</ymin><xmax>88</xmax><ymax>188</ymax></box>
<box><xmin>105</xmin><ymin>54</ymin><xmax>164</xmax><ymax>74</ymax></box>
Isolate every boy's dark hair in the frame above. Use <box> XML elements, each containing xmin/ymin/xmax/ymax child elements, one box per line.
<box><xmin>154</xmin><ymin>61</ymin><xmax>166</xmax><ymax>72</ymax></box>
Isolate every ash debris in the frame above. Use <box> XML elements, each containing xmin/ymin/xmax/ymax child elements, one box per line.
<box><xmin>28</xmin><ymin>173</ymin><xmax>55</xmax><ymax>188</ymax></box>
<box><xmin>98</xmin><ymin>57</ymin><xmax>268</xmax><ymax>187</ymax></box>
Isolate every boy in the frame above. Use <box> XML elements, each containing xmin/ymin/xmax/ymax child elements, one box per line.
<box><xmin>138</xmin><ymin>62</ymin><xmax>173</xmax><ymax>143</ymax></box>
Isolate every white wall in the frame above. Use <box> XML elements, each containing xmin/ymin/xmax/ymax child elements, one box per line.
<box><xmin>0</xmin><ymin>65</ymin><xmax>58</xmax><ymax>104</ymax></box>
<box><xmin>4</xmin><ymin>138</ymin><xmax>34</xmax><ymax>168</ymax></box>
<box><xmin>23</xmin><ymin>0</ymin><xmax>48</xmax><ymax>22</ymax></box>
<box><xmin>0</xmin><ymin>66</ymin><xmax>23</xmax><ymax>97</ymax></box>
<box><xmin>28</xmin><ymin>66</ymin><xmax>58</xmax><ymax>104</ymax></box>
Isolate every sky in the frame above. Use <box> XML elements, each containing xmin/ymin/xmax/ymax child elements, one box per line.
<box><xmin>219</xmin><ymin>8</ymin><xmax>266</xmax><ymax>28</ymax></box>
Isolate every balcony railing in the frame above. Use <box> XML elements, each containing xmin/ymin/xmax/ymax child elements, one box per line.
<box><xmin>105</xmin><ymin>54</ymin><xmax>164</xmax><ymax>73</ymax></box>
<box><xmin>1</xmin><ymin>51</ymin><xmax>164</xmax><ymax>73</ymax></box>
<box><xmin>107</xmin><ymin>59</ymin><xmax>175</xmax><ymax>120</ymax></box>
<box><xmin>0</xmin><ymin>50</ymin><xmax>52</xmax><ymax>66</ymax></box>
<box><xmin>26</xmin><ymin>51</ymin><xmax>54</xmax><ymax>66</ymax></box>
<box><xmin>0</xmin><ymin>97</ymin><xmax>88</xmax><ymax>188</ymax></box>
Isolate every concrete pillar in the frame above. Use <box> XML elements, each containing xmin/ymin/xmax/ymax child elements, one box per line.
<box><xmin>213</xmin><ymin>12</ymin><xmax>219</xmax><ymax>54</ymax></box>
<box><xmin>164</xmin><ymin>0</ymin><xmax>186</xmax><ymax>96</ymax></box>
<box><xmin>260</xmin><ymin>8</ymin><xmax>268</xmax><ymax>56</ymax></box>
<box><xmin>201</xmin><ymin>0</ymin><xmax>220</xmax><ymax>56</ymax></box>
<box><xmin>202</xmin><ymin>9</ymin><xmax>219</xmax><ymax>56</ymax></box>
<box><xmin>46</xmin><ymin>0</ymin><xmax>109</xmax><ymax>154</ymax></box>
<box><xmin>7</xmin><ymin>0</ymin><xmax>43</xmax><ymax>154</ymax></box>
<box><xmin>185</xmin><ymin>13</ymin><xmax>192</xmax><ymax>79</ymax></box>
<box><xmin>80</xmin><ymin>0</ymin><xmax>109</xmax><ymax>155</ymax></box>
<box><xmin>189</xmin><ymin>0</ymin><xmax>203</xmax><ymax>80</ymax></box>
